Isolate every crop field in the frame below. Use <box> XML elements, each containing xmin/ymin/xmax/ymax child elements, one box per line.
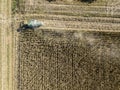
<box><xmin>14</xmin><ymin>0</ymin><xmax>120</xmax><ymax>90</ymax></box>
<box><xmin>17</xmin><ymin>30</ymin><xmax>120</xmax><ymax>90</ymax></box>
<box><xmin>0</xmin><ymin>0</ymin><xmax>120</xmax><ymax>90</ymax></box>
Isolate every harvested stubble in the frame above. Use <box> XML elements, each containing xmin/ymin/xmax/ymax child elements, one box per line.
<box><xmin>17</xmin><ymin>29</ymin><xmax>120</xmax><ymax>90</ymax></box>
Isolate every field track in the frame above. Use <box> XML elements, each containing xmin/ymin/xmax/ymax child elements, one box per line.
<box><xmin>0</xmin><ymin>0</ymin><xmax>14</xmax><ymax>90</ymax></box>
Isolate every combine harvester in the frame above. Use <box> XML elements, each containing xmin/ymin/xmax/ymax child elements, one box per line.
<box><xmin>17</xmin><ymin>19</ymin><xmax>43</xmax><ymax>32</ymax></box>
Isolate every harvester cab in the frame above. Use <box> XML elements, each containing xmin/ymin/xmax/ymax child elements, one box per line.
<box><xmin>17</xmin><ymin>19</ymin><xmax>43</xmax><ymax>32</ymax></box>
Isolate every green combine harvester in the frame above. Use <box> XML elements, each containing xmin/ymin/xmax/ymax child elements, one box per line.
<box><xmin>17</xmin><ymin>19</ymin><xmax>43</xmax><ymax>32</ymax></box>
